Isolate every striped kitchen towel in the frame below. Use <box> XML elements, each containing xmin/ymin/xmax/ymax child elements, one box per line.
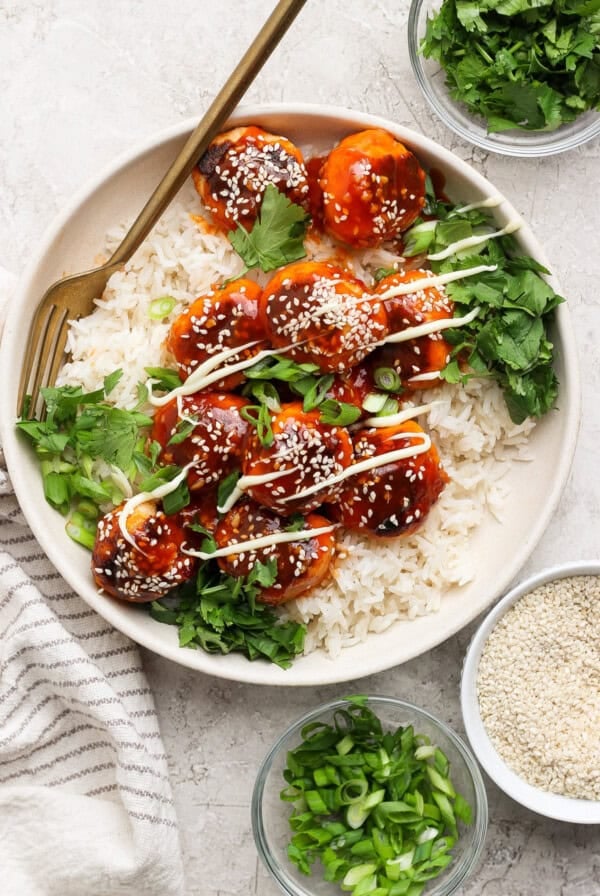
<box><xmin>0</xmin><ymin>269</ymin><xmax>185</xmax><ymax>895</ymax></box>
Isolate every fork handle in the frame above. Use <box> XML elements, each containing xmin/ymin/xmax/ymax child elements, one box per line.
<box><xmin>108</xmin><ymin>0</ymin><xmax>307</xmax><ymax>267</ymax></box>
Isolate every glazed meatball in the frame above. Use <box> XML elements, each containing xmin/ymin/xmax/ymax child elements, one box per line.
<box><xmin>92</xmin><ymin>500</ymin><xmax>196</xmax><ymax>602</ymax></box>
<box><xmin>167</xmin><ymin>278</ymin><xmax>266</xmax><ymax>389</ymax></box>
<box><xmin>242</xmin><ymin>402</ymin><xmax>354</xmax><ymax>516</ymax></box>
<box><xmin>151</xmin><ymin>392</ymin><xmax>249</xmax><ymax>491</ymax></box>
<box><xmin>319</xmin><ymin>128</ymin><xmax>426</xmax><ymax>247</ymax></box>
<box><xmin>373</xmin><ymin>270</ymin><xmax>454</xmax><ymax>389</ymax></box>
<box><xmin>215</xmin><ymin>500</ymin><xmax>335</xmax><ymax>604</ymax></box>
<box><xmin>334</xmin><ymin>421</ymin><xmax>448</xmax><ymax>537</ymax></box>
<box><xmin>193</xmin><ymin>125</ymin><xmax>309</xmax><ymax>231</ymax></box>
<box><xmin>260</xmin><ymin>260</ymin><xmax>388</xmax><ymax>373</ymax></box>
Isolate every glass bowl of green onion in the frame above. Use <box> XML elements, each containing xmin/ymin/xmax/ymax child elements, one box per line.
<box><xmin>252</xmin><ymin>696</ymin><xmax>488</xmax><ymax>896</ymax></box>
<box><xmin>408</xmin><ymin>0</ymin><xmax>600</xmax><ymax>157</ymax></box>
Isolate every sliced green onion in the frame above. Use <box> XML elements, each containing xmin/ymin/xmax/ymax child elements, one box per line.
<box><xmin>374</xmin><ymin>367</ymin><xmax>402</xmax><ymax>393</ymax></box>
<box><xmin>377</xmin><ymin>397</ymin><xmax>399</xmax><ymax>417</ymax></box>
<box><xmin>319</xmin><ymin>399</ymin><xmax>361</xmax><ymax>426</ymax></box>
<box><xmin>362</xmin><ymin>392</ymin><xmax>389</xmax><ymax>414</ymax></box>
<box><xmin>66</xmin><ymin>511</ymin><xmax>97</xmax><ymax>550</ymax></box>
<box><xmin>281</xmin><ymin>697</ymin><xmax>472</xmax><ymax>894</ymax></box>
<box><xmin>337</xmin><ymin>779</ymin><xmax>369</xmax><ymax>805</ymax></box>
<box><xmin>148</xmin><ymin>295</ymin><xmax>177</xmax><ymax>320</ymax></box>
<box><xmin>402</xmin><ymin>220</ymin><xmax>438</xmax><ymax>258</ymax></box>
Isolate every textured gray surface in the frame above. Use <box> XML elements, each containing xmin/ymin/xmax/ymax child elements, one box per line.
<box><xmin>2</xmin><ymin>1</ymin><xmax>599</xmax><ymax>893</ymax></box>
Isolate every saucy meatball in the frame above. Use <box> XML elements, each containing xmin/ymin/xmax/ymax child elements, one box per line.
<box><xmin>167</xmin><ymin>278</ymin><xmax>266</xmax><ymax>389</ymax></box>
<box><xmin>151</xmin><ymin>392</ymin><xmax>249</xmax><ymax>491</ymax></box>
<box><xmin>327</xmin><ymin>363</ymin><xmax>376</xmax><ymax>416</ymax></box>
<box><xmin>193</xmin><ymin>125</ymin><xmax>309</xmax><ymax>232</ymax></box>
<box><xmin>319</xmin><ymin>128</ymin><xmax>426</xmax><ymax>247</ymax></box>
<box><xmin>92</xmin><ymin>500</ymin><xmax>196</xmax><ymax>602</ymax></box>
<box><xmin>335</xmin><ymin>421</ymin><xmax>448</xmax><ymax>537</ymax></box>
<box><xmin>215</xmin><ymin>500</ymin><xmax>335</xmax><ymax>604</ymax></box>
<box><xmin>242</xmin><ymin>402</ymin><xmax>354</xmax><ymax>516</ymax></box>
<box><xmin>373</xmin><ymin>270</ymin><xmax>454</xmax><ymax>389</ymax></box>
<box><xmin>260</xmin><ymin>260</ymin><xmax>388</xmax><ymax>373</ymax></box>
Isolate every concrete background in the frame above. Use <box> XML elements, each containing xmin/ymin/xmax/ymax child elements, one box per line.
<box><xmin>1</xmin><ymin>1</ymin><xmax>599</xmax><ymax>893</ymax></box>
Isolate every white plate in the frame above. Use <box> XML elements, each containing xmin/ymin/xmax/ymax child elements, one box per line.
<box><xmin>0</xmin><ymin>104</ymin><xmax>581</xmax><ymax>685</ymax></box>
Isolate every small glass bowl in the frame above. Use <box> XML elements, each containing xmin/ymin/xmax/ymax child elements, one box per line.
<box><xmin>461</xmin><ymin>561</ymin><xmax>600</xmax><ymax>824</ymax></box>
<box><xmin>252</xmin><ymin>696</ymin><xmax>488</xmax><ymax>896</ymax></box>
<box><xmin>407</xmin><ymin>0</ymin><xmax>600</xmax><ymax>157</ymax></box>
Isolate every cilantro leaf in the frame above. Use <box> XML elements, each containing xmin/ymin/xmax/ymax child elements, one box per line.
<box><xmin>17</xmin><ymin>371</ymin><xmax>160</xmax><ymax>538</ymax></box>
<box><xmin>228</xmin><ymin>184</ymin><xmax>310</xmax><ymax>273</ymax></box>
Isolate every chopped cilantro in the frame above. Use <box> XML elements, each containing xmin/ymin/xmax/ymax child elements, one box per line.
<box><xmin>228</xmin><ymin>184</ymin><xmax>310</xmax><ymax>273</ymax></box>
<box><xmin>17</xmin><ymin>374</ymin><xmax>157</xmax><ymax>529</ymax></box>
<box><xmin>150</xmin><ymin>560</ymin><xmax>305</xmax><ymax>669</ymax></box>
<box><xmin>423</xmin><ymin>205</ymin><xmax>562</xmax><ymax>422</ymax></box>
<box><xmin>421</xmin><ymin>0</ymin><xmax>600</xmax><ymax>132</ymax></box>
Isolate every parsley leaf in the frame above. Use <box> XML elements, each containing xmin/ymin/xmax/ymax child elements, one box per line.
<box><xmin>228</xmin><ymin>184</ymin><xmax>310</xmax><ymax>273</ymax></box>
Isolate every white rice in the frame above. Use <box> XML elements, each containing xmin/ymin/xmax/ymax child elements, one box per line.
<box><xmin>58</xmin><ymin>181</ymin><xmax>535</xmax><ymax>657</ymax></box>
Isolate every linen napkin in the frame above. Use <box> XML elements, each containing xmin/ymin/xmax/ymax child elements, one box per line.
<box><xmin>0</xmin><ymin>268</ymin><xmax>185</xmax><ymax>896</ymax></box>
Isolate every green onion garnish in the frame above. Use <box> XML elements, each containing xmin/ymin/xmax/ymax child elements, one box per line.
<box><xmin>374</xmin><ymin>367</ymin><xmax>402</xmax><ymax>393</ymax></box>
<box><xmin>281</xmin><ymin>698</ymin><xmax>472</xmax><ymax>895</ymax></box>
<box><xmin>148</xmin><ymin>295</ymin><xmax>177</xmax><ymax>320</ymax></box>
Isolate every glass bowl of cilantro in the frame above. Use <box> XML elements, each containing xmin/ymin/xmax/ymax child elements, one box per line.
<box><xmin>252</xmin><ymin>696</ymin><xmax>488</xmax><ymax>896</ymax></box>
<box><xmin>408</xmin><ymin>0</ymin><xmax>600</xmax><ymax>156</ymax></box>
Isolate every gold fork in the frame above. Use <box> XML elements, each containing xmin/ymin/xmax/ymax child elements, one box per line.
<box><xmin>18</xmin><ymin>0</ymin><xmax>307</xmax><ymax>419</ymax></box>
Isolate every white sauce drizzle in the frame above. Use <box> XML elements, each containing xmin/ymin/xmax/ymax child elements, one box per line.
<box><xmin>148</xmin><ymin>340</ymin><xmax>264</xmax><ymax>407</ymax></box>
<box><xmin>376</xmin><ymin>264</ymin><xmax>497</xmax><ymax>302</ymax></box>
<box><xmin>455</xmin><ymin>195</ymin><xmax>504</xmax><ymax>213</ymax></box>
<box><xmin>218</xmin><ymin>469</ymin><xmax>290</xmax><ymax>515</ymax></box>
<box><xmin>407</xmin><ymin>371</ymin><xmax>445</xmax><ymax>384</ymax></box>
<box><xmin>427</xmin><ymin>219</ymin><xmax>521</xmax><ymax>262</ymax></box>
<box><xmin>117</xmin><ymin>462</ymin><xmax>195</xmax><ymax>552</ymax></box>
<box><xmin>361</xmin><ymin>402</ymin><xmax>440</xmax><ymax>429</ymax></box>
<box><xmin>109</xmin><ymin>465</ymin><xmax>134</xmax><ymax>500</ymax></box>
<box><xmin>384</xmin><ymin>306</ymin><xmax>480</xmax><ymax>343</ymax></box>
<box><xmin>181</xmin><ymin>524</ymin><xmax>337</xmax><ymax>561</ymax></box>
<box><xmin>280</xmin><ymin>432</ymin><xmax>432</xmax><ymax>504</ymax></box>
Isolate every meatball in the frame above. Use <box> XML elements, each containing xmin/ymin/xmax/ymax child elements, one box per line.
<box><xmin>92</xmin><ymin>500</ymin><xmax>196</xmax><ymax>602</ymax></box>
<box><xmin>373</xmin><ymin>270</ymin><xmax>454</xmax><ymax>389</ymax></box>
<box><xmin>215</xmin><ymin>500</ymin><xmax>335</xmax><ymax>604</ymax></box>
<box><xmin>192</xmin><ymin>125</ymin><xmax>309</xmax><ymax>232</ymax></box>
<box><xmin>242</xmin><ymin>402</ymin><xmax>354</xmax><ymax>516</ymax></box>
<box><xmin>327</xmin><ymin>363</ymin><xmax>376</xmax><ymax>416</ymax></box>
<box><xmin>334</xmin><ymin>421</ymin><xmax>448</xmax><ymax>537</ymax></box>
<box><xmin>167</xmin><ymin>278</ymin><xmax>266</xmax><ymax>389</ymax></box>
<box><xmin>151</xmin><ymin>392</ymin><xmax>249</xmax><ymax>491</ymax></box>
<box><xmin>260</xmin><ymin>260</ymin><xmax>388</xmax><ymax>373</ymax></box>
<box><xmin>319</xmin><ymin>128</ymin><xmax>426</xmax><ymax>247</ymax></box>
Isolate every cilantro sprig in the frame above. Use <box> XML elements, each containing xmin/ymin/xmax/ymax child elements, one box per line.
<box><xmin>150</xmin><ymin>560</ymin><xmax>306</xmax><ymax>669</ymax></box>
<box><xmin>17</xmin><ymin>371</ymin><xmax>156</xmax><ymax>542</ymax></box>
<box><xmin>229</xmin><ymin>183</ymin><xmax>310</xmax><ymax>273</ymax></box>
<box><xmin>421</xmin><ymin>0</ymin><xmax>600</xmax><ymax>132</ymax></box>
<box><xmin>397</xmin><ymin>195</ymin><xmax>563</xmax><ymax>422</ymax></box>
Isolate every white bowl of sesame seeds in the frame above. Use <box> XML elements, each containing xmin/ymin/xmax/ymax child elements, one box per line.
<box><xmin>461</xmin><ymin>561</ymin><xmax>600</xmax><ymax>824</ymax></box>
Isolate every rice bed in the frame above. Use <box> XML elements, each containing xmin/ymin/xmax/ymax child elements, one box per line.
<box><xmin>58</xmin><ymin>182</ymin><xmax>535</xmax><ymax>657</ymax></box>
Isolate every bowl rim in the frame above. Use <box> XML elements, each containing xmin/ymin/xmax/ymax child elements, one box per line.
<box><xmin>407</xmin><ymin>0</ymin><xmax>600</xmax><ymax>158</ymax></box>
<box><xmin>0</xmin><ymin>101</ymin><xmax>582</xmax><ymax>685</ymax></box>
<box><xmin>461</xmin><ymin>561</ymin><xmax>600</xmax><ymax>824</ymax></box>
<box><xmin>251</xmin><ymin>695</ymin><xmax>489</xmax><ymax>896</ymax></box>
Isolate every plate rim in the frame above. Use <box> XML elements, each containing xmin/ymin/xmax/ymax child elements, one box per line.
<box><xmin>0</xmin><ymin>102</ymin><xmax>582</xmax><ymax>685</ymax></box>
